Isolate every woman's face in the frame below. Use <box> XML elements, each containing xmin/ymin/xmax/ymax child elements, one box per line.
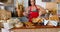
<box><xmin>30</xmin><ymin>0</ymin><xmax>35</xmax><ymax>6</ymax></box>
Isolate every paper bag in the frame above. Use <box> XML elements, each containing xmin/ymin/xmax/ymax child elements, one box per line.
<box><xmin>1</xmin><ymin>28</ymin><xmax>10</xmax><ymax>32</ymax></box>
<box><xmin>3</xmin><ymin>23</ymin><xmax>13</xmax><ymax>29</ymax></box>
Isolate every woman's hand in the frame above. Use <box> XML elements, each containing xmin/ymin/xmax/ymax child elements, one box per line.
<box><xmin>23</xmin><ymin>7</ymin><xmax>30</xmax><ymax>17</ymax></box>
<box><xmin>39</xmin><ymin>11</ymin><xmax>42</xmax><ymax>16</ymax></box>
<box><xmin>23</xmin><ymin>12</ymin><xmax>28</xmax><ymax>17</ymax></box>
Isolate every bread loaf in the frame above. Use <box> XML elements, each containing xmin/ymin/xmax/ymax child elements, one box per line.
<box><xmin>0</xmin><ymin>10</ymin><xmax>11</xmax><ymax>20</ymax></box>
<box><xmin>49</xmin><ymin>15</ymin><xmax>59</xmax><ymax>21</ymax></box>
<box><xmin>32</xmin><ymin>18</ymin><xmax>43</xmax><ymax>23</ymax></box>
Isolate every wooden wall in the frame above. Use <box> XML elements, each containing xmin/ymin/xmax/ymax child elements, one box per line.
<box><xmin>46</xmin><ymin>2</ymin><xmax>57</xmax><ymax>10</ymax></box>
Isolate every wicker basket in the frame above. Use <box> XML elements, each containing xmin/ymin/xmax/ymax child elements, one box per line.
<box><xmin>0</xmin><ymin>10</ymin><xmax>11</xmax><ymax>20</ymax></box>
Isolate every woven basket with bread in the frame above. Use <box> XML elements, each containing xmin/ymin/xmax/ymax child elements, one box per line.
<box><xmin>0</xmin><ymin>10</ymin><xmax>11</xmax><ymax>20</ymax></box>
<box><xmin>47</xmin><ymin>15</ymin><xmax>59</xmax><ymax>26</ymax></box>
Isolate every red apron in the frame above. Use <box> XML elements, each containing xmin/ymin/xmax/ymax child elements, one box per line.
<box><xmin>29</xmin><ymin>6</ymin><xmax>39</xmax><ymax>22</ymax></box>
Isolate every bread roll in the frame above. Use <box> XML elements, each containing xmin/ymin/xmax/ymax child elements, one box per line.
<box><xmin>49</xmin><ymin>15</ymin><xmax>59</xmax><ymax>22</ymax></box>
<box><xmin>32</xmin><ymin>18</ymin><xmax>43</xmax><ymax>23</ymax></box>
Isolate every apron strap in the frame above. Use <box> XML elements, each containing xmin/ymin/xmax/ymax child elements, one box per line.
<box><xmin>35</xmin><ymin>5</ymin><xmax>39</xmax><ymax>11</ymax></box>
<box><xmin>30</xmin><ymin>6</ymin><xmax>31</xmax><ymax>11</ymax></box>
<box><xmin>30</xmin><ymin>5</ymin><xmax>39</xmax><ymax>12</ymax></box>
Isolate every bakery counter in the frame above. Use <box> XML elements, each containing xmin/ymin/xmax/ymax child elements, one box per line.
<box><xmin>10</xmin><ymin>26</ymin><xmax>60</xmax><ymax>32</ymax></box>
<box><xmin>11</xmin><ymin>25</ymin><xmax>60</xmax><ymax>29</ymax></box>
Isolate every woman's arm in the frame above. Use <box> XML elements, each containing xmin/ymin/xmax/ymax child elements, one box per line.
<box><xmin>23</xmin><ymin>7</ymin><xmax>30</xmax><ymax>16</ymax></box>
<box><xmin>37</xmin><ymin>5</ymin><xmax>46</xmax><ymax>16</ymax></box>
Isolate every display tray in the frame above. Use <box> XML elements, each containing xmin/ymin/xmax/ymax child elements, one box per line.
<box><xmin>11</xmin><ymin>25</ymin><xmax>60</xmax><ymax>30</ymax></box>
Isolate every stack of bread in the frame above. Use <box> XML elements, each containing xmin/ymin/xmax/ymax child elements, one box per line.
<box><xmin>0</xmin><ymin>10</ymin><xmax>11</xmax><ymax>20</ymax></box>
<box><xmin>7</xmin><ymin>18</ymin><xmax>23</xmax><ymax>28</ymax></box>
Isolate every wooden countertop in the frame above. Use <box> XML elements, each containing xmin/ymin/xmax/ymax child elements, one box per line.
<box><xmin>11</xmin><ymin>25</ymin><xmax>60</xmax><ymax>30</ymax></box>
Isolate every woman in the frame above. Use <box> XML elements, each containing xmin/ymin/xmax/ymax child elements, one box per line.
<box><xmin>23</xmin><ymin>0</ymin><xmax>46</xmax><ymax>22</ymax></box>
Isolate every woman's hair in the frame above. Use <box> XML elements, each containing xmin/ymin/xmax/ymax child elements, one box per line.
<box><xmin>28</xmin><ymin>0</ymin><xmax>35</xmax><ymax>6</ymax></box>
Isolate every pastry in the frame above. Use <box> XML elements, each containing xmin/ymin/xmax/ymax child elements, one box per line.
<box><xmin>32</xmin><ymin>18</ymin><xmax>39</xmax><ymax>23</ymax></box>
<box><xmin>32</xmin><ymin>18</ymin><xmax>43</xmax><ymax>23</ymax></box>
<box><xmin>24</xmin><ymin>22</ymin><xmax>34</xmax><ymax>28</ymax></box>
<box><xmin>49</xmin><ymin>15</ymin><xmax>59</xmax><ymax>22</ymax></box>
<box><xmin>15</xmin><ymin>22</ymin><xmax>23</xmax><ymax>28</ymax></box>
<box><xmin>24</xmin><ymin>22</ymin><xmax>34</xmax><ymax>26</ymax></box>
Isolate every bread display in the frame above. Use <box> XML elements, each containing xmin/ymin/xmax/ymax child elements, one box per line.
<box><xmin>24</xmin><ymin>22</ymin><xmax>34</xmax><ymax>26</ymax></box>
<box><xmin>49</xmin><ymin>15</ymin><xmax>59</xmax><ymax>21</ymax></box>
<box><xmin>15</xmin><ymin>22</ymin><xmax>23</xmax><ymax>28</ymax></box>
<box><xmin>47</xmin><ymin>20</ymin><xmax>58</xmax><ymax>26</ymax></box>
<box><xmin>32</xmin><ymin>18</ymin><xmax>43</xmax><ymax>23</ymax></box>
<box><xmin>0</xmin><ymin>10</ymin><xmax>11</xmax><ymax>20</ymax></box>
<box><xmin>7</xmin><ymin>18</ymin><xmax>20</xmax><ymax>24</ymax></box>
<box><xmin>24</xmin><ymin>22</ymin><xmax>35</xmax><ymax>28</ymax></box>
<box><xmin>45</xmin><ymin>15</ymin><xmax>59</xmax><ymax>26</ymax></box>
<box><xmin>32</xmin><ymin>18</ymin><xmax>39</xmax><ymax>23</ymax></box>
<box><xmin>7</xmin><ymin>18</ymin><xmax>23</xmax><ymax>28</ymax></box>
